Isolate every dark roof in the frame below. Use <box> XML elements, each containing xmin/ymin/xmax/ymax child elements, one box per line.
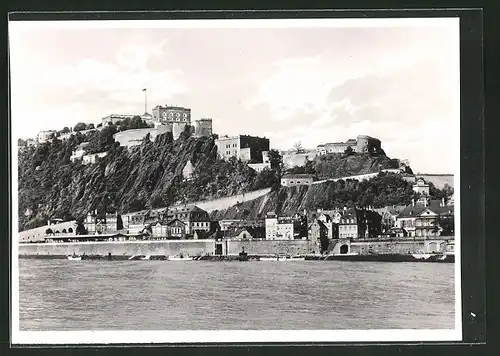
<box><xmin>318</xmin><ymin>213</ymin><xmax>332</xmax><ymax>222</ymax></box>
<box><xmin>397</xmin><ymin>200</ymin><xmax>454</xmax><ymax>219</ymax></box>
<box><xmin>166</xmin><ymin>218</ymin><xmax>186</xmax><ymax>226</ymax></box>
<box><xmin>224</xmin><ymin>227</ymin><xmax>250</xmax><ymax>238</ymax></box>
<box><xmin>340</xmin><ymin>208</ymin><xmax>359</xmax><ymax>221</ymax></box>
<box><xmin>248</xmin><ymin>226</ymin><xmax>265</xmax><ymax>237</ymax></box>
<box><xmin>312</xmin><ymin>219</ymin><xmax>327</xmax><ymax>229</ymax></box>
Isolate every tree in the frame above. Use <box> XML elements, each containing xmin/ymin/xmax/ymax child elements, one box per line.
<box><xmin>96</xmin><ymin>123</ymin><xmax>102</xmax><ymax>128</ymax></box>
<box><xmin>87</xmin><ymin>123</ymin><xmax>95</xmax><ymax>129</ymax></box>
<box><xmin>293</xmin><ymin>141</ymin><xmax>304</xmax><ymax>153</ymax></box>
<box><xmin>85</xmin><ymin>125</ymin><xmax>118</xmax><ymax>154</ymax></box>
<box><xmin>61</xmin><ymin>127</ymin><xmax>70</xmax><ymax>134</ymax></box>
<box><xmin>344</xmin><ymin>146</ymin><xmax>354</xmax><ymax>156</ymax></box>
<box><xmin>267</xmin><ymin>149</ymin><xmax>284</xmax><ymax>175</ymax></box>
<box><xmin>75</xmin><ymin>221</ymin><xmax>88</xmax><ymax>235</ymax></box>
<box><xmin>74</xmin><ymin>122</ymin><xmax>87</xmax><ymax>132</ymax></box>
<box><xmin>438</xmin><ymin>215</ymin><xmax>454</xmax><ymax>236</ymax></box>
<box><xmin>319</xmin><ymin>232</ymin><xmax>330</xmax><ymax>254</ymax></box>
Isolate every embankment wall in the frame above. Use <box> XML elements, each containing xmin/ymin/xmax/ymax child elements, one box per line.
<box><xmin>337</xmin><ymin>237</ymin><xmax>452</xmax><ymax>255</ymax></box>
<box><xmin>18</xmin><ymin>237</ymin><xmax>454</xmax><ymax>257</ymax></box>
<box><xmin>224</xmin><ymin>240</ymin><xmax>318</xmax><ymax>255</ymax></box>
<box><xmin>19</xmin><ymin>240</ymin><xmax>215</xmax><ymax>257</ymax></box>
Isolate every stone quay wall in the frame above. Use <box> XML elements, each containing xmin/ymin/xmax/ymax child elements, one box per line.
<box><xmin>19</xmin><ymin>240</ymin><xmax>216</xmax><ymax>257</ymax></box>
<box><xmin>18</xmin><ymin>237</ymin><xmax>454</xmax><ymax>258</ymax></box>
<box><xmin>223</xmin><ymin>240</ymin><xmax>318</xmax><ymax>255</ymax></box>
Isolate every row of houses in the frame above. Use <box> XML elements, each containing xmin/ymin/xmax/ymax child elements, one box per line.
<box><xmin>306</xmin><ymin>196</ymin><xmax>454</xmax><ymax>243</ymax></box>
<box><xmin>39</xmin><ymin>195</ymin><xmax>453</xmax><ymax>244</ymax></box>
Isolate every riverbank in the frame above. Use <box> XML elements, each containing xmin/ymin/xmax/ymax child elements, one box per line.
<box><xmin>18</xmin><ymin>252</ymin><xmax>454</xmax><ymax>263</ymax></box>
<box><xmin>18</xmin><ymin>237</ymin><xmax>454</xmax><ymax>263</ymax></box>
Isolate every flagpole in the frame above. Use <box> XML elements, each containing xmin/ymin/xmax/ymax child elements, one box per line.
<box><xmin>144</xmin><ymin>88</ymin><xmax>147</xmax><ymax>114</ymax></box>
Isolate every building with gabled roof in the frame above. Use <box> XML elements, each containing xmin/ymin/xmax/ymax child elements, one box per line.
<box><xmin>396</xmin><ymin>198</ymin><xmax>454</xmax><ymax>238</ymax></box>
<box><xmin>338</xmin><ymin>207</ymin><xmax>382</xmax><ymax>239</ymax></box>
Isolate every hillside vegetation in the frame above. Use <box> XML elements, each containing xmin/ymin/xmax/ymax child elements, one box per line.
<box><xmin>18</xmin><ymin>124</ymin><xmax>447</xmax><ymax>231</ymax></box>
<box><xmin>18</xmin><ymin>128</ymin><xmax>277</xmax><ymax>231</ymax></box>
<box><xmin>210</xmin><ymin>172</ymin><xmax>452</xmax><ymax>221</ymax></box>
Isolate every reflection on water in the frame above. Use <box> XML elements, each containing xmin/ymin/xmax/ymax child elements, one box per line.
<box><xmin>19</xmin><ymin>259</ymin><xmax>455</xmax><ymax>330</ymax></box>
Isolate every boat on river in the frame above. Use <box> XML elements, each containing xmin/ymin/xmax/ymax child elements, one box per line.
<box><xmin>167</xmin><ymin>254</ymin><xmax>193</xmax><ymax>261</ymax></box>
<box><xmin>67</xmin><ymin>255</ymin><xmax>82</xmax><ymax>261</ymax></box>
<box><xmin>259</xmin><ymin>254</ymin><xmax>305</xmax><ymax>261</ymax></box>
<box><xmin>412</xmin><ymin>253</ymin><xmax>434</xmax><ymax>260</ymax></box>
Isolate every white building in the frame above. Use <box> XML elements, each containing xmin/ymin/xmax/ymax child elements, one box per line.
<box><xmin>70</xmin><ymin>142</ymin><xmax>89</xmax><ymax>162</ymax></box>
<box><xmin>183</xmin><ymin>160</ymin><xmax>194</xmax><ymax>181</ymax></box>
<box><xmin>413</xmin><ymin>178</ymin><xmax>430</xmax><ymax>195</ymax></box>
<box><xmin>248</xmin><ymin>162</ymin><xmax>271</xmax><ymax>173</ymax></box>
<box><xmin>281</xmin><ymin>174</ymin><xmax>315</xmax><ymax>187</ymax></box>
<box><xmin>265</xmin><ymin>212</ymin><xmax>294</xmax><ymax>240</ymax></box>
<box><xmin>82</xmin><ymin>152</ymin><xmax>108</xmax><ymax>165</ymax></box>
<box><xmin>37</xmin><ymin>130</ymin><xmax>56</xmax><ymax>143</ymax></box>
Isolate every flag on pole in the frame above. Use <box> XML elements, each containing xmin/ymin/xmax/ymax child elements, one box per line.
<box><xmin>142</xmin><ymin>88</ymin><xmax>147</xmax><ymax>91</ymax></box>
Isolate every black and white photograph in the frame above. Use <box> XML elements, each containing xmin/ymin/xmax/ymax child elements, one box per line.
<box><xmin>9</xmin><ymin>16</ymin><xmax>462</xmax><ymax>344</ymax></box>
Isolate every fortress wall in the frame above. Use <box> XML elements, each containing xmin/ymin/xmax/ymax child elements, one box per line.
<box><xmin>19</xmin><ymin>240</ymin><xmax>216</xmax><ymax>257</ymax></box>
<box><xmin>311</xmin><ymin>169</ymin><xmax>401</xmax><ymax>185</ymax></box>
<box><xmin>172</xmin><ymin>123</ymin><xmax>188</xmax><ymax>140</ymax></box>
<box><xmin>113</xmin><ymin>128</ymin><xmax>156</xmax><ymax>147</ymax></box>
<box><xmin>191</xmin><ymin>188</ymin><xmax>271</xmax><ymax>212</ymax></box>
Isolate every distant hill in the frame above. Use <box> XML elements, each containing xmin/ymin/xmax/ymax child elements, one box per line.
<box><xmin>418</xmin><ymin>174</ymin><xmax>454</xmax><ymax>189</ymax></box>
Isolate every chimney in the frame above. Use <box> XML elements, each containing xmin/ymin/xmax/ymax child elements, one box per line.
<box><xmin>344</xmin><ymin>206</ymin><xmax>347</xmax><ymax>211</ymax></box>
<box><xmin>412</xmin><ymin>199</ymin><xmax>415</xmax><ymax>207</ymax></box>
<box><xmin>441</xmin><ymin>197</ymin><xmax>445</xmax><ymax>207</ymax></box>
<box><xmin>424</xmin><ymin>199</ymin><xmax>428</xmax><ymax>208</ymax></box>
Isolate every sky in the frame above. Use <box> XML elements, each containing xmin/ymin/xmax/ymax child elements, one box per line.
<box><xmin>9</xmin><ymin>19</ymin><xmax>459</xmax><ymax>174</ymax></box>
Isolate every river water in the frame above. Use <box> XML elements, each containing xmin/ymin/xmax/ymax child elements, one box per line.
<box><xmin>19</xmin><ymin>259</ymin><xmax>455</xmax><ymax>331</ymax></box>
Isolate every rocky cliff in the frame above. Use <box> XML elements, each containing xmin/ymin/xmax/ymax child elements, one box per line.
<box><xmin>18</xmin><ymin>129</ymin><xmax>276</xmax><ymax>231</ymax></box>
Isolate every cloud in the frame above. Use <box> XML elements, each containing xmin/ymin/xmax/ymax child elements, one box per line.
<box><xmin>10</xmin><ymin>36</ymin><xmax>187</xmax><ymax>137</ymax></box>
<box><xmin>115</xmin><ymin>39</ymin><xmax>169</xmax><ymax>71</ymax></box>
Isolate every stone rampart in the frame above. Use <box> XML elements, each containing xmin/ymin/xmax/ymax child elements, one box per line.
<box><xmin>113</xmin><ymin>128</ymin><xmax>155</xmax><ymax>147</ymax></box>
<box><xmin>180</xmin><ymin>188</ymin><xmax>272</xmax><ymax>213</ymax></box>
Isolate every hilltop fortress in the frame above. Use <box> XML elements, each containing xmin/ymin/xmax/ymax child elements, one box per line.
<box><xmin>28</xmin><ymin>101</ymin><xmax>384</xmax><ymax>172</ymax></box>
<box><xmin>109</xmin><ymin>105</ymin><xmax>213</xmax><ymax>148</ymax></box>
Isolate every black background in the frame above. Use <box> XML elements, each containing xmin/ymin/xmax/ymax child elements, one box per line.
<box><xmin>1</xmin><ymin>3</ymin><xmax>496</xmax><ymax>356</ymax></box>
